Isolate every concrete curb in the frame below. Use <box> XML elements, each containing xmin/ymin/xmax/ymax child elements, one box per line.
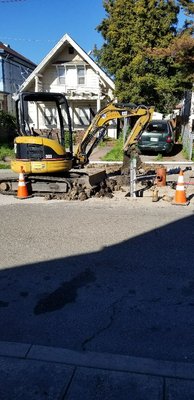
<box><xmin>89</xmin><ymin>161</ymin><xmax>123</xmax><ymax>165</ymax></box>
<box><xmin>0</xmin><ymin>341</ymin><xmax>194</xmax><ymax>380</ymax></box>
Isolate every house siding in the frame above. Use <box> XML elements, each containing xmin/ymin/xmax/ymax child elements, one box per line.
<box><xmin>0</xmin><ymin>59</ymin><xmax>3</xmax><ymax>92</ymax></box>
<box><xmin>44</xmin><ymin>65</ymin><xmax>101</xmax><ymax>95</ymax></box>
<box><xmin>23</xmin><ymin>62</ymin><xmax>107</xmax><ymax>131</ymax></box>
<box><xmin>0</xmin><ymin>42</ymin><xmax>36</xmax><ymax>114</ymax></box>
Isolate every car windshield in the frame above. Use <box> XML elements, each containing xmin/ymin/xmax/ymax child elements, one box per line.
<box><xmin>146</xmin><ymin>121</ymin><xmax>168</xmax><ymax>133</ymax></box>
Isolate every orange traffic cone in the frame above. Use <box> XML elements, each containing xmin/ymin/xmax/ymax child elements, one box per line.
<box><xmin>172</xmin><ymin>169</ymin><xmax>189</xmax><ymax>206</ymax></box>
<box><xmin>16</xmin><ymin>167</ymin><xmax>32</xmax><ymax>199</ymax></box>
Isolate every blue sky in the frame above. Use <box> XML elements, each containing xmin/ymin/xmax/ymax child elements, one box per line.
<box><xmin>0</xmin><ymin>0</ymin><xmax>106</xmax><ymax>64</ymax></box>
<box><xmin>0</xmin><ymin>0</ymin><xmax>191</xmax><ymax>65</ymax></box>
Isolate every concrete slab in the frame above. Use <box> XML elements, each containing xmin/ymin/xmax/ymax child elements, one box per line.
<box><xmin>65</xmin><ymin>367</ymin><xmax>163</xmax><ymax>400</ymax></box>
<box><xmin>0</xmin><ymin>356</ymin><xmax>74</xmax><ymax>400</ymax></box>
<box><xmin>166</xmin><ymin>378</ymin><xmax>194</xmax><ymax>400</ymax></box>
<box><xmin>28</xmin><ymin>345</ymin><xmax>194</xmax><ymax>380</ymax></box>
<box><xmin>0</xmin><ymin>341</ymin><xmax>31</xmax><ymax>358</ymax></box>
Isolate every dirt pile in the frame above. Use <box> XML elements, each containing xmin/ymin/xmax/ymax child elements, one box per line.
<box><xmin>44</xmin><ymin>176</ymin><xmax>123</xmax><ymax>201</ymax></box>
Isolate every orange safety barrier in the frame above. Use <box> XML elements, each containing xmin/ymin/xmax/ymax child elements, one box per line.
<box><xmin>172</xmin><ymin>169</ymin><xmax>189</xmax><ymax>206</ymax></box>
<box><xmin>16</xmin><ymin>167</ymin><xmax>32</xmax><ymax>199</ymax></box>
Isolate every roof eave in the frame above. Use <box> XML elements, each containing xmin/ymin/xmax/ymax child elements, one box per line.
<box><xmin>20</xmin><ymin>33</ymin><xmax>115</xmax><ymax>92</ymax></box>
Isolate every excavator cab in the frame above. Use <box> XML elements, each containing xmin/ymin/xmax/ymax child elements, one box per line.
<box><xmin>12</xmin><ymin>92</ymin><xmax>74</xmax><ymax>174</ymax></box>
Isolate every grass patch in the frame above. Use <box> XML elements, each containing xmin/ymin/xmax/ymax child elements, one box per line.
<box><xmin>0</xmin><ymin>145</ymin><xmax>14</xmax><ymax>169</ymax></box>
<box><xmin>155</xmin><ymin>153</ymin><xmax>163</xmax><ymax>161</ymax></box>
<box><xmin>182</xmin><ymin>148</ymin><xmax>194</xmax><ymax>160</ymax></box>
<box><xmin>101</xmin><ymin>135</ymin><xmax>123</xmax><ymax>161</ymax></box>
<box><xmin>182</xmin><ymin>148</ymin><xmax>190</xmax><ymax>160</ymax></box>
<box><xmin>0</xmin><ymin>145</ymin><xmax>14</xmax><ymax>161</ymax></box>
<box><xmin>98</xmin><ymin>137</ymin><xmax>116</xmax><ymax>148</ymax></box>
<box><xmin>0</xmin><ymin>163</ymin><xmax>11</xmax><ymax>169</ymax></box>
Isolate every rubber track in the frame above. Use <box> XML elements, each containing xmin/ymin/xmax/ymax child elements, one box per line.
<box><xmin>0</xmin><ymin>175</ymin><xmax>73</xmax><ymax>196</ymax></box>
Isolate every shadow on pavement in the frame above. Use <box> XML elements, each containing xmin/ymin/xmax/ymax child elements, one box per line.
<box><xmin>0</xmin><ymin>213</ymin><xmax>194</xmax><ymax>363</ymax></box>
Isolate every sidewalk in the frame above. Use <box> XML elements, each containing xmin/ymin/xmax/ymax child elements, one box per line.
<box><xmin>1</xmin><ymin>341</ymin><xmax>194</xmax><ymax>399</ymax></box>
<box><xmin>89</xmin><ymin>145</ymin><xmax>113</xmax><ymax>162</ymax></box>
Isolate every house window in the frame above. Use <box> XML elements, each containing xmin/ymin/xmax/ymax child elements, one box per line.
<box><xmin>77</xmin><ymin>66</ymin><xmax>85</xmax><ymax>85</ymax></box>
<box><xmin>68</xmin><ymin>47</ymin><xmax>74</xmax><ymax>54</ymax></box>
<box><xmin>57</xmin><ymin>66</ymin><xmax>65</xmax><ymax>84</ymax></box>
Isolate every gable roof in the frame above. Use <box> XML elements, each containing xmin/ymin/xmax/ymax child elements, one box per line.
<box><xmin>0</xmin><ymin>42</ymin><xmax>36</xmax><ymax>67</ymax></box>
<box><xmin>20</xmin><ymin>33</ymin><xmax>115</xmax><ymax>91</ymax></box>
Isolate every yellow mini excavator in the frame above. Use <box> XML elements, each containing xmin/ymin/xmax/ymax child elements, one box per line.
<box><xmin>0</xmin><ymin>92</ymin><xmax>154</xmax><ymax>196</ymax></box>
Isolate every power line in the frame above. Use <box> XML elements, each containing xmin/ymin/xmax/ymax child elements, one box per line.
<box><xmin>0</xmin><ymin>36</ymin><xmax>55</xmax><ymax>43</ymax></box>
<box><xmin>0</xmin><ymin>0</ymin><xmax>26</xmax><ymax>3</ymax></box>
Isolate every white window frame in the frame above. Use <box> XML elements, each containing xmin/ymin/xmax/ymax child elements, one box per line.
<box><xmin>77</xmin><ymin>66</ymin><xmax>85</xmax><ymax>85</ymax></box>
<box><xmin>57</xmin><ymin>66</ymin><xmax>65</xmax><ymax>84</ymax></box>
<box><xmin>56</xmin><ymin>64</ymin><xmax>86</xmax><ymax>86</ymax></box>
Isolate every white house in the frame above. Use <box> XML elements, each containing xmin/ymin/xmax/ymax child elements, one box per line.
<box><xmin>20</xmin><ymin>33</ymin><xmax>115</xmax><ymax>132</ymax></box>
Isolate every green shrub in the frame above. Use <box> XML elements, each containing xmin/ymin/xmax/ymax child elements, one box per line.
<box><xmin>64</xmin><ymin>131</ymin><xmax>76</xmax><ymax>147</ymax></box>
<box><xmin>0</xmin><ymin>145</ymin><xmax>14</xmax><ymax>161</ymax></box>
<box><xmin>0</xmin><ymin>111</ymin><xmax>17</xmax><ymax>145</ymax></box>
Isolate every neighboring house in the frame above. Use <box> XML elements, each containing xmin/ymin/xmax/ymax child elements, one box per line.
<box><xmin>20</xmin><ymin>33</ymin><xmax>115</xmax><ymax>133</ymax></box>
<box><xmin>0</xmin><ymin>42</ymin><xmax>36</xmax><ymax>114</ymax></box>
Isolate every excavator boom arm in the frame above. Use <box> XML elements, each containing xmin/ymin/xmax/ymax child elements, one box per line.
<box><xmin>123</xmin><ymin>106</ymin><xmax>154</xmax><ymax>151</ymax></box>
<box><xmin>74</xmin><ymin>102</ymin><xmax>154</xmax><ymax>166</ymax></box>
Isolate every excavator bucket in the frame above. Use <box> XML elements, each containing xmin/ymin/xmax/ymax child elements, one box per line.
<box><xmin>87</xmin><ymin>170</ymin><xmax>107</xmax><ymax>187</ymax></box>
<box><xmin>74</xmin><ymin>170</ymin><xmax>107</xmax><ymax>189</ymax></box>
<box><xmin>121</xmin><ymin>153</ymin><xmax>132</xmax><ymax>175</ymax></box>
<box><xmin>121</xmin><ymin>146</ymin><xmax>142</xmax><ymax>175</ymax></box>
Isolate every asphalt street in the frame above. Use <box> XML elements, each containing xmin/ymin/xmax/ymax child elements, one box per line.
<box><xmin>0</xmin><ymin>191</ymin><xmax>194</xmax><ymax>365</ymax></box>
